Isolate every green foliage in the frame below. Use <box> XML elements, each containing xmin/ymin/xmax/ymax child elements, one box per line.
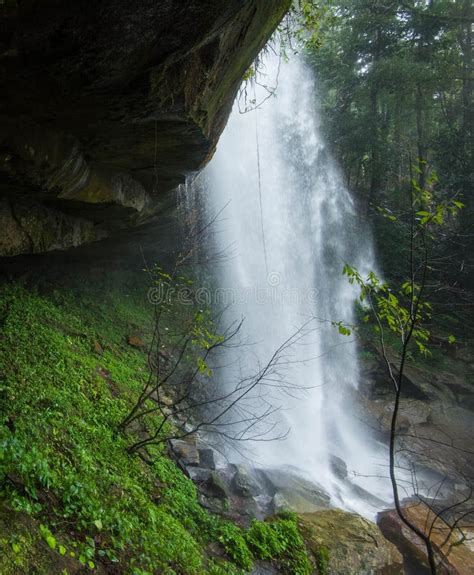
<box><xmin>245</xmin><ymin>513</ymin><xmax>312</xmax><ymax>575</ymax></box>
<box><xmin>283</xmin><ymin>1</ymin><xmax>326</xmax><ymax>51</ymax></box>
<box><xmin>314</xmin><ymin>545</ymin><xmax>330</xmax><ymax>575</ymax></box>
<box><xmin>0</xmin><ymin>286</ymin><xmax>252</xmax><ymax>574</ymax></box>
<box><xmin>332</xmin><ymin>320</ymin><xmax>352</xmax><ymax>336</ymax></box>
<box><xmin>0</xmin><ymin>278</ymin><xmax>316</xmax><ymax>573</ymax></box>
<box><xmin>218</xmin><ymin>523</ymin><xmax>253</xmax><ymax>571</ymax></box>
<box><xmin>343</xmin><ymin>262</ymin><xmax>432</xmax><ymax>356</ymax></box>
<box><xmin>0</xmin><ymin>281</ymin><xmax>207</xmax><ymax>573</ymax></box>
<box><xmin>341</xmin><ymin>186</ymin><xmax>463</xmax><ymax>357</ymax></box>
<box><xmin>246</xmin><ymin>520</ymin><xmax>281</xmax><ymax>560</ymax></box>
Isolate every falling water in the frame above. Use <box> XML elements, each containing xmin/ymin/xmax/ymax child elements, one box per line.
<box><xmin>182</xmin><ymin>54</ymin><xmax>394</xmax><ymax>516</ymax></box>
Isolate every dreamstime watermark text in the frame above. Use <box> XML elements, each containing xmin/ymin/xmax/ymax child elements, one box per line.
<box><xmin>147</xmin><ymin>271</ymin><xmax>319</xmax><ymax>307</ymax></box>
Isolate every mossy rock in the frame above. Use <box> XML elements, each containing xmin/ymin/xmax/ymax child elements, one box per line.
<box><xmin>297</xmin><ymin>509</ymin><xmax>403</xmax><ymax>575</ymax></box>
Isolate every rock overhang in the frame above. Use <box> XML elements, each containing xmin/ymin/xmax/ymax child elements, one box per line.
<box><xmin>0</xmin><ymin>0</ymin><xmax>291</xmax><ymax>256</ymax></box>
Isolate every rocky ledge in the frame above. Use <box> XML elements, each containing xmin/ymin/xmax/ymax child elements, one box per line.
<box><xmin>168</xmin><ymin>437</ymin><xmax>405</xmax><ymax>574</ymax></box>
<box><xmin>168</xmin><ymin>434</ymin><xmax>474</xmax><ymax>574</ymax></box>
<box><xmin>0</xmin><ymin>0</ymin><xmax>290</xmax><ymax>256</ymax></box>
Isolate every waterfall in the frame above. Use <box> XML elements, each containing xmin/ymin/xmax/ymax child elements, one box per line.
<box><xmin>181</xmin><ymin>54</ymin><xmax>393</xmax><ymax>517</ymax></box>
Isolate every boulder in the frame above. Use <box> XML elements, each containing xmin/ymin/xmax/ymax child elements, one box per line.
<box><xmin>272</xmin><ymin>492</ymin><xmax>293</xmax><ymax>514</ymax></box>
<box><xmin>186</xmin><ymin>467</ymin><xmax>212</xmax><ymax>483</ymax></box>
<box><xmin>258</xmin><ymin>467</ymin><xmax>331</xmax><ymax>514</ymax></box>
<box><xmin>298</xmin><ymin>509</ymin><xmax>404</xmax><ymax>575</ymax></box>
<box><xmin>378</xmin><ymin>502</ymin><xmax>474</xmax><ymax>575</ymax></box>
<box><xmin>196</xmin><ymin>470</ymin><xmax>233</xmax><ymax>516</ymax></box>
<box><xmin>232</xmin><ymin>464</ymin><xmax>263</xmax><ymax>497</ymax></box>
<box><xmin>127</xmin><ymin>333</ymin><xmax>146</xmax><ymax>349</ymax></box>
<box><xmin>250</xmin><ymin>562</ymin><xmax>278</xmax><ymax>575</ymax></box>
<box><xmin>168</xmin><ymin>439</ymin><xmax>200</xmax><ymax>467</ymax></box>
<box><xmin>205</xmin><ymin>471</ymin><xmax>230</xmax><ymax>500</ymax></box>
<box><xmin>198</xmin><ymin>448</ymin><xmax>217</xmax><ymax>470</ymax></box>
<box><xmin>330</xmin><ymin>455</ymin><xmax>348</xmax><ymax>481</ymax></box>
<box><xmin>190</xmin><ymin>463</ymin><xmax>271</xmax><ymax>522</ymax></box>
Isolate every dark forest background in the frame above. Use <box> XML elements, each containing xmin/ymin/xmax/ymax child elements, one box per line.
<box><xmin>305</xmin><ymin>0</ymin><xmax>473</xmax><ymax>322</ymax></box>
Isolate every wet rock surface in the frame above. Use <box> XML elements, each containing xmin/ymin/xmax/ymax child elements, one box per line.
<box><xmin>198</xmin><ymin>448</ymin><xmax>216</xmax><ymax>471</ymax></box>
<box><xmin>173</xmin><ymin>442</ymin><xmax>458</xmax><ymax>573</ymax></box>
<box><xmin>250</xmin><ymin>562</ymin><xmax>279</xmax><ymax>575</ymax></box>
<box><xmin>258</xmin><ymin>467</ymin><xmax>331</xmax><ymax>514</ymax></box>
<box><xmin>168</xmin><ymin>438</ymin><xmax>200</xmax><ymax>467</ymax></box>
<box><xmin>298</xmin><ymin>509</ymin><xmax>404</xmax><ymax>575</ymax></box>
<box><xmin>232</xmin><ymin>464</ymin><xmax>263</xmax><ymax>498</ymax></box>
<box><xmin>378</xmin><ymin>502</ymin><xmax>474</xmax><ymax>575</ymax></box>
<box><xmin>356</xmin><ymin>343</ymin><xmax>474</xmax><ymax>487</ymax></box>
<box><xmin>170</xmin><ymin>439</ymin><xmax>333</xmax><ymax>524</ymax></box>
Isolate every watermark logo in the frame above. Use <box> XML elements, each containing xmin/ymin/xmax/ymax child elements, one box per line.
<box><xmin>147</xmin><ymin>271</ymin><xmax>318</xmax><ymax>307</ymax></box>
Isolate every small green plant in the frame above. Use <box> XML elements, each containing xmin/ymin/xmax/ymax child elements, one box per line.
<box><xmin>39</xmin><ymin>524</ymin><xmax>57</xmax><ymax>550</ymax></box>
<box><xmin>218</xmin><ymin>523</ymin><xmax>253</xmax><ymax>571</ymax></box>
<box><xmin>314</xmin><ymin>545</ymin><xmax>330</xmax><ymax>575</ymax></box>
<box><xmin>245</xmin><ymin>520</ymin><xmax>281</xmax><ymax>559</ymax></box>
<box><xmin>118</xmin><ymin>266</ymin><xmax>232</xmax><ymax>452</ymax></box>
<box><xmin>245</xmin><ymin>513</ymin><xmax>311</xmax><ymax>575</ymax></box>
<box><xmin>341</xmin><ymin>177</ymin><xmax>466</xmax><ymax>575</ymax></box>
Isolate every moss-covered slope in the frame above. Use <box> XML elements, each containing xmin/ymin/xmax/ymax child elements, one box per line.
<box><xmin>0</xmin><ymin>276</ymin><xmax>311</xmax><ymax>574</ymax></box>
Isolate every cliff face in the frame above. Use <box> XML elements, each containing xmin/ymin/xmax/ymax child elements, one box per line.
<box><xmin>0</xmin><ymin>0</ymin><xmax>290</xmax><ymax>256</ymax></box>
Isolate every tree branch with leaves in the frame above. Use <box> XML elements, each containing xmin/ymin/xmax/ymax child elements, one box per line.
<box><xmin>342</xmin><ymin>175</ymin><xmax>470</xmax><ymax>574</ymax></box>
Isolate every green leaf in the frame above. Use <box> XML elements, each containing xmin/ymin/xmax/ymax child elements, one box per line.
<box><xmin>338</xmin><ymin>324</ymin><xmax>351</xmax><ymax>336</ymax></box>
<box><xmin>447</xmin><ymin>335</ymin><xmax>456</xmax><ymax>345</ymax></box>
<box><xmin>59</xmin><ymin>545</ymin><xmax>67</xmax><ymax>556</ymax></box>
<box><xmin>93</xmin><ymin>519</ymin><xmax>103</xmax><ymax>530</ymax></box>
<box><xmin>46</xmin><ymin>535</ymin><xmax>57</xmax><ymax>550</ymax></box>
<box><xmin>12</xmin><ymin>543</ymin><xmax>21</xmax><ymax>554</ymax></box>
<box><xmin>39</xmin><ymin>524</ymin><xmax>57</xmax><ymax>550</ymax></box>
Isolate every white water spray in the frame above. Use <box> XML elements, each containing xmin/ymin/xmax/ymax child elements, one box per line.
<box><xmin>183</xmin><ymin>54</ymin><xmax>394</xmax><ymax>517</ymax></box>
